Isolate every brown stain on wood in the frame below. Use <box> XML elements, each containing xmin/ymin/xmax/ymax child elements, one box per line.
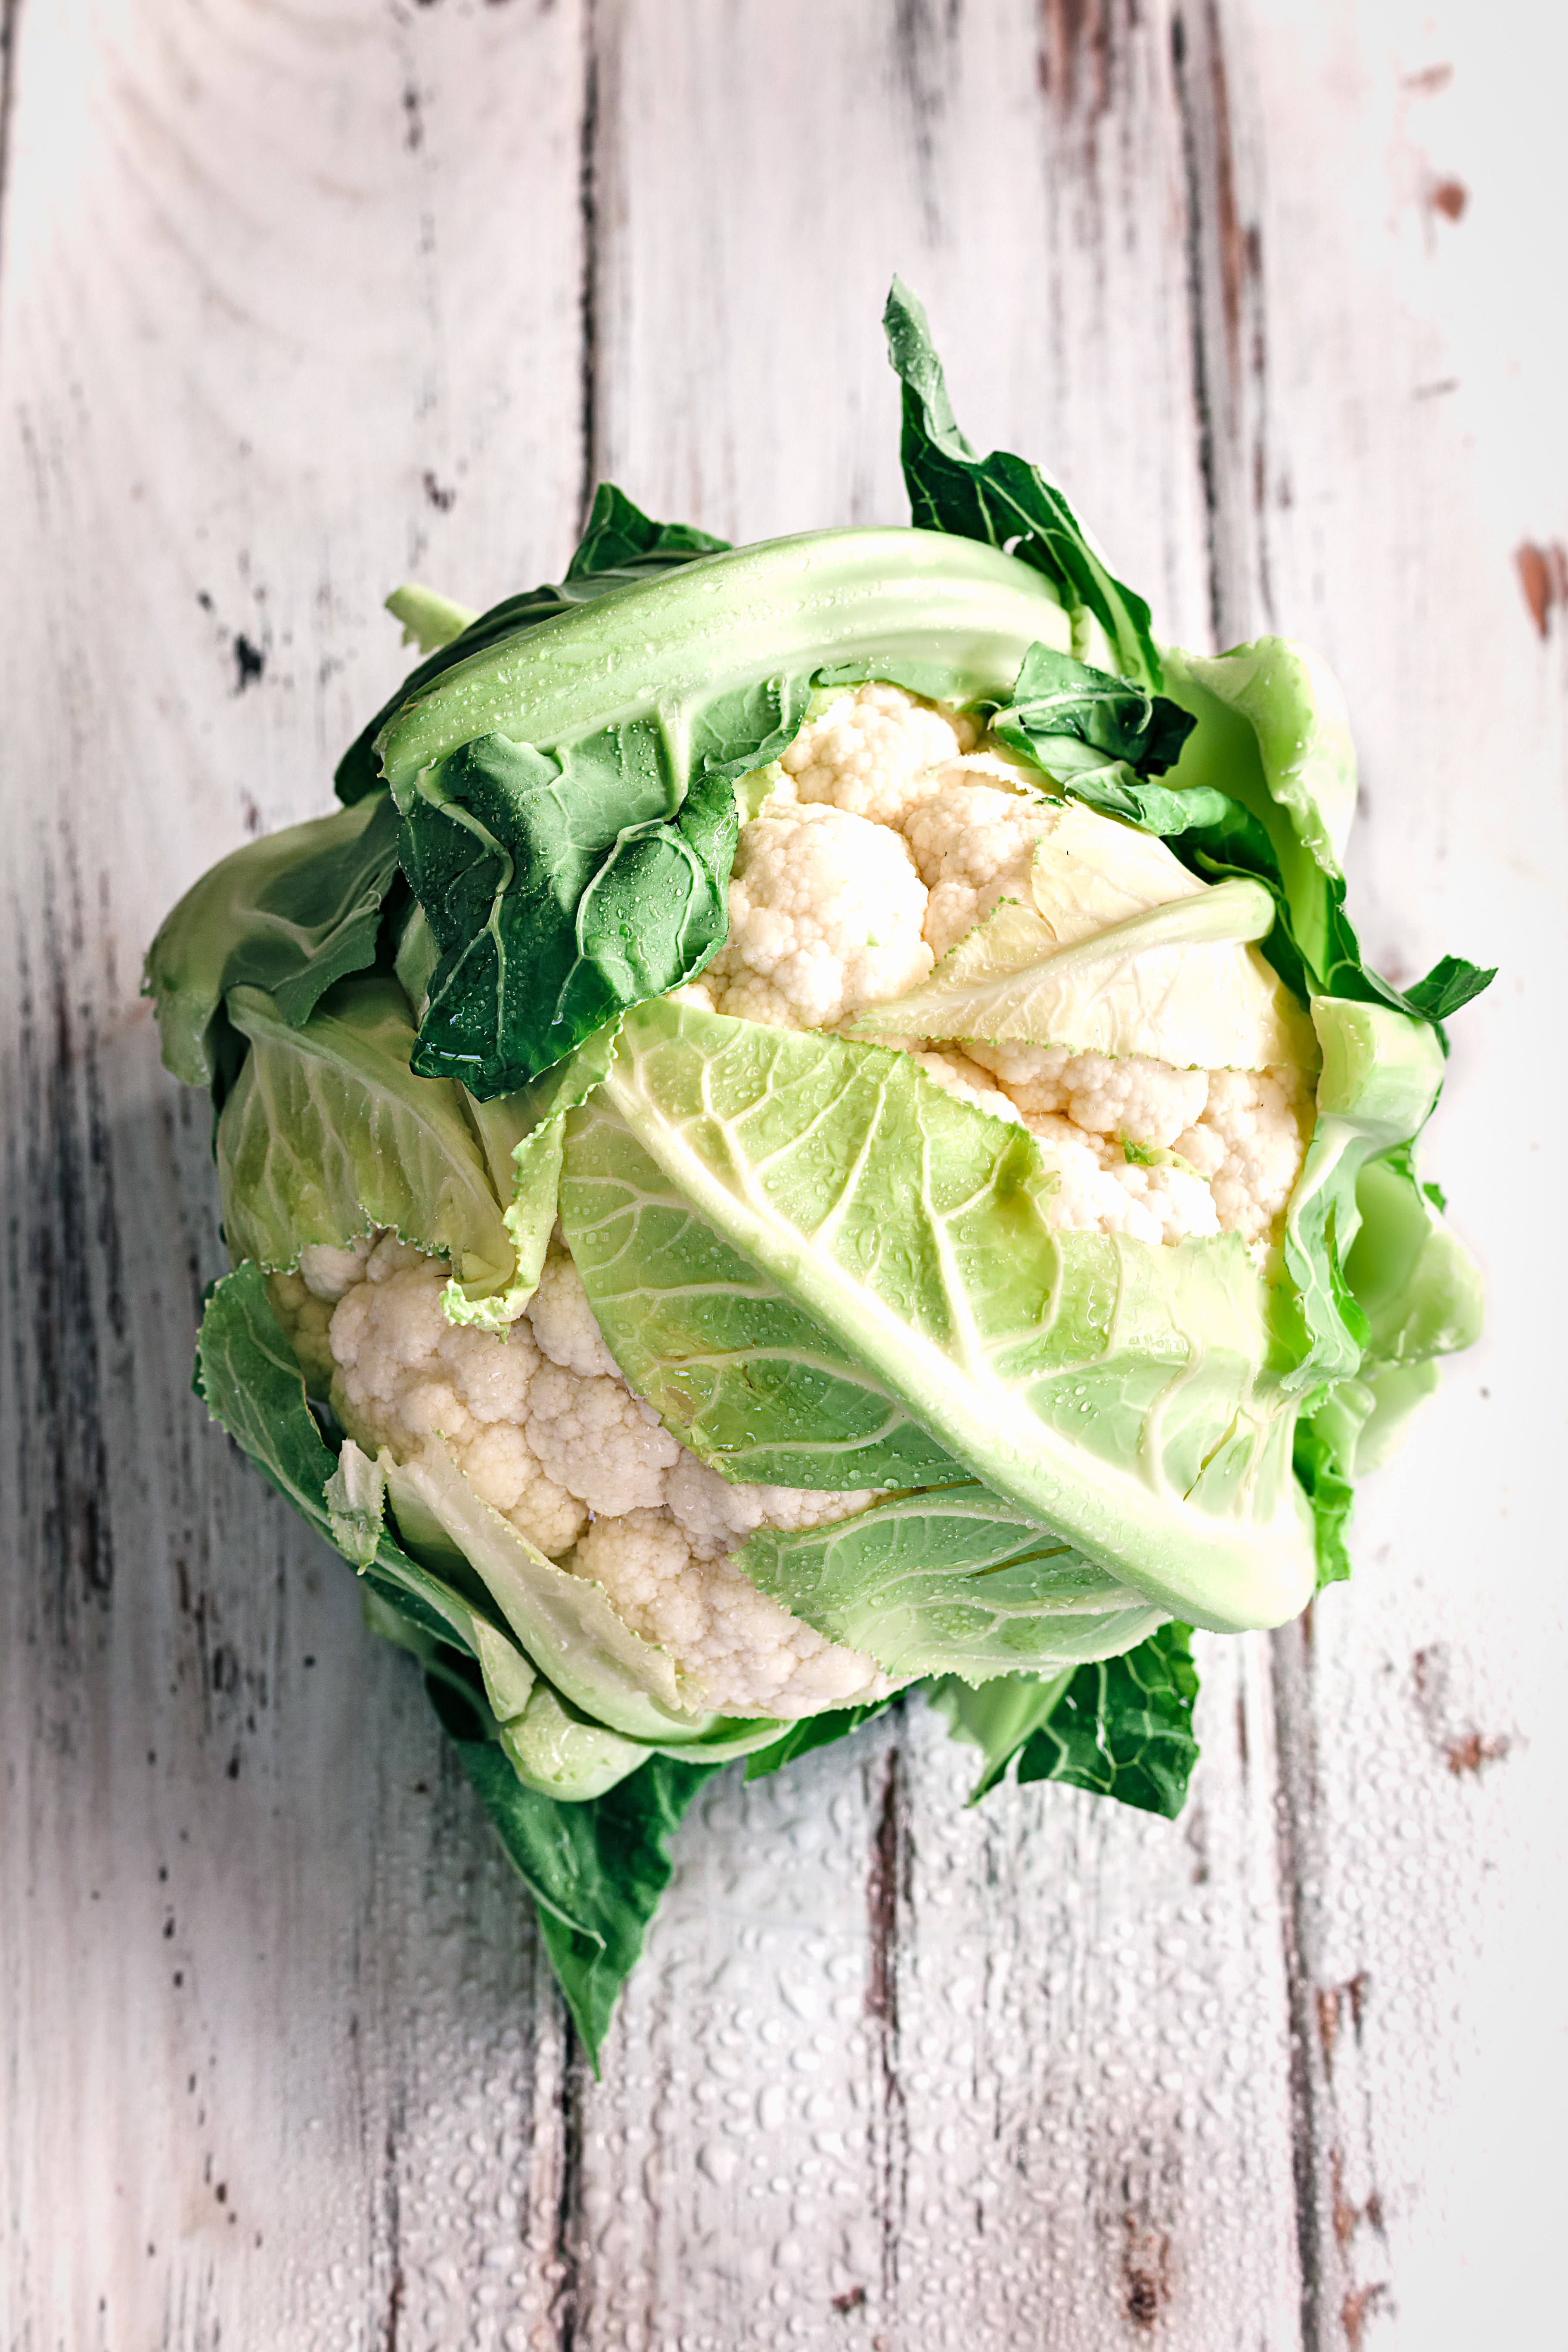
<box><xmin>1341</xmin><ymin>2279</ymin><xmax>1391</xmax><ymax>2348</ymax></box>
<box><xmin>865</xmin><ymin>1738</ymin><xmax>910</xmax><ymax>2315</ymax></box>
<box><xmin>1414</xmin><ymin>1645</ymin><xmax>1513</xmax><ymax>1777</ymax></box>
<box><xmin>1515</xmin><ymin>540</ymin><xmax>1568</xmax><ymax>637</ymax></box>
<box><xmin>1317</xmin><ymin>1969</ymin><xmax>1370</xmax><ymax>2075</ymax></box>
<box><xmin>1121</xmin><ymin>2211</ymin><xmax>1173</xmax><ymax>2331</ymax></box>
<box><xmin>1427</xmin><ymin>177</ymin><xmax>1467</xmax><ymax>220</ymax></box>
<box><xmin>1446</xmin><ymin>1729</ymin><xmax>1510</xmax><ymax>1776</ymax></box>
<box><xmin>1171</xmin><ymin>0</ymin><xmax>1273</xmax><ymax>639</ymax></box>
<box><xmin>1037</xmin><ymin>0</ymin><xmax>1118</xmax><ymax>124</ymax></box>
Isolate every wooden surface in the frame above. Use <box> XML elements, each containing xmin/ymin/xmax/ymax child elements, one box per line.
<box><xmin>1</xmin><ymin>3</ymin><xmax>1562</xmax><ymax>2345</ymax></box>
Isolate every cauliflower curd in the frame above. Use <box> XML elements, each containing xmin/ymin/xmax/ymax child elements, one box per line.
<box><xmin>690</xmin><ymin>680</ymin><xmax>1315</xmax><ymax>1253</ymax></box>
<box><xmin>270</xmin><ymin>680</ymin><xmax>1317</xmax><ymax>1728</ymax></box>
<box><xmin>272</xmin><ymin>1233</ymin><xmax>891</xmax><ymax>1722</ymax></box>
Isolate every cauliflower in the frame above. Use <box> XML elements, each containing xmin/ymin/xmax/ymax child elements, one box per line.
<box><xmin>906</xmin><ymin>1047</ymin><xmax>1026</xmax><ymax>1126</ymax></box>
<box><xmin>900</xmin><ymin>779</ymin><xmax>1056</xmax><ymax>959</ymax></box>
<box><xmin>1175</xmin><ymin>1067</ymin><xmax>1314</xmax><ymax>1245</ymax></box>
<box><xmin>574</xmin><ymin>1510</ymin><xmax>889</xmax><ymax>1719</ymax></box>
<box><xmin>710</xmin><ymin>692</ymin><xmax>1316</xmax><ymax>1250</ymax></box>
<box><xmin>699</xmin><ymin>801</ymin><xmax>933</xmax><ymax>1030</ymax></box>
<box><xmin>271</xmin><ymin>1235</ymin><xmax>887</xmax><ymax>1720</ymax></box>
<box><xmin>965</xmin><ymin>1043</ymin><xmax>1209</xmax><ymax>1151</ymax></box>
<box><xmin>777</xmin><ymin>680</ymin><xmax>978</xmax><ymax>824</ymax></box>
<box><xmin>266</xmin><ymin>682</ymin><xmax>1316</xmax><ymax>1735</ymax></box>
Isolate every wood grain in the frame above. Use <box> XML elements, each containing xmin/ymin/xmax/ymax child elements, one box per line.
<box><xmin>1</xmin><ymin>3</ymin><xmax>1560</xmax><ymax>2347</ymax></box>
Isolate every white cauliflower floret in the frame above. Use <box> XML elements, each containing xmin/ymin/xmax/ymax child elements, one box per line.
<box><xmin>325</xmin><ymin>1245</ymin><xmax>589</xmax><ymax>1556</ymax></box>
<box><xmin>664</xmin><ymin>1452</ymin><xmax>880</xmax><ymax>1558</ymax></box>
<box><xmin>907</xmin><ymin>1048</ymin><xmax>1025</xmax><ymax>1126</ymax></box>
<box><xmin>524</xmin><ymin>1361</ymin><xmax>681</xmax><ymax>1517</ymax></box>
<box><xmin>277</xmin><ymin>1228</ymin><xmax>894</xmax><ymax>1721</ymax></box>
<box><xmin>527</xmin><ymin>1242</ymin><xmax>622</xmax><ymax>1378</ymax></box>
<box><xmin>1109</xmin><ymin>1160</ymin><xmax>1223</xmax><ymax>1245</ymax></box>
<box><xmin>779</xmin><ymin>682</ymin><xmax>976</xmax><ymax>825</ymax></box>
<box><xmin>298</xmin><ymin>1235</ymin><xmax>375</xmax><ymax>1300</ymax></box>
<box><xmin>1052</xmin><ymin>1052</ymin><xmax>1210</xmax><ymax>1151</ymax></box>
<box><xmin>703</xmin><ymin>801</ymin><xmax>932</xmax><ymax>1030</ymax></box>
<box><xmin>573</xmin><ymin>1508</ymin><xmax>890</xmax><ymax>1719</ymax></box>
<box><xmin>965</xmin><ymin>1041</ymin><xmax>1206</xmax><ymax>1148</ymax></box>
<box><xmin>1016</xmin><ymin>1118</ymin><xmax>1216</xmax><ymax>1247</ymax></box>
<box><xmin>899</xmin><ymin>780</ymin><xmax>1055</xmax><ymax>959</ymax></box>
<box><xmin>1176</xmin><ymin>1068</ymin><xmax>1311</xmax><ymax>1245</ymax></box>
<box><xmin>268</xmin><ymin>1269</ymin><xmax>338</xmax><ymax>1391</ymax></box>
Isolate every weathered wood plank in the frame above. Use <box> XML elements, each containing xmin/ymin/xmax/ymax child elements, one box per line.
<box><xmin>1233</xmin><ymin>5</ymin><xmax>1568</xmax><ymax>2343</ymax></box>
<box><xmin>3</xmin><ymin>0</ymin><xmax>1559</xmax><ymax>2346</ymax></box>
<box><xmin>570</xmin><ymin>6</ymin><xmax>1306</xmax><ymax>2346</ymax></box>
<box><xmin>0</xmin><ymin>3</ymin><xmax>588</xmax><ymax>2343</ymax></box>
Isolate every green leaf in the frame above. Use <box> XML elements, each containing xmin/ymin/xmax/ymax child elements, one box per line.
<box><xmin>742</xmin><ymin>1703</ymin><xmax>903</xmax><ymax>1769</ymax></box>
<box><xmin>1158</xmin><ymin>640</ymin><xmax>1492</xmax><ymax>1044</ymax></box>
<box><xmin>599</xmin><ymin>998</ymin><xmax>1316</xmax><ymax>1635</ymax></box>
<box><xmin>990</xmin><ymin>642</ymin><xmax>1195</xmax><ymax>779</ymax></box>
<box><xmin>1291</xmin><ymin>1406</ymin><xmax>1360</xmax><ymax>1587</ymax></box>
<box><xmin>742</xmin><ymin>1700</ymin><xmax>898</xmax><ymax>1781</ymax></box>
<box><xmin>399</xmin><ymin>724</ymin><xmax>743</xmax><ymax>1097</ymax></box>
<box><xmin>559</xmin><ymin>1095</ymin><xmax>976</xmax><ymax>1491</ymax></box>
<box><xmin>1343</xmin><ymin>1152</ymin><xmax>1484</xmax><ymax>1375</ymax></box>
<box><xmin>374</xmin><ymin>528</ymin><xmax>1070</xmax><ymax>798</ymax></box>
<box><xmin>927</xmin><ymin>1669</ymin><xmax>1075</xmax><ymax>1800</ymax></box>
<box><xmin>193</xmin><ymin>1262</ymin><xmax>517</xmax><ymax>1664</ymax></box>
<box><xmin>735</xmin><ymin>1487</ymin><xmax>1161</xmax><ymax>1684</ymax></box>
<box><xmin>143</xmin><ymin>793</ymin><xmax>403</xmax><ymax>1088</ymax></box>
<box><xmin>436</xmin><ymin>1731</ymin><xmax>721</xmax><ymax>2066</ymax></box>
<box><xmin>216</xmin><ymin>977</ymin><xmax>540</xmax><ymax>1315</ymax></box>
<box><xmin>1015</xmin><ymin>1623</ymin><xmax>1200</xmax><ymax>1817</ymax></box>
<box><xmin>883</xmin><ymin>277</ymin><xmax>1160</xmax><ymax>687</ymax></box>
<box><xmin>847</xmin><ymin>870</ymin><xmax>1306</xmax><ymax>1075</ymax></box>
<box><xmin>567</xmin><ymin>481</ymin><xmax>730</xmax><ymax>577</ymax></box>
<box><xmin>1280</xmin><ymin>998</ymin><xmax>1446</xmax><ymax>1390</ymax></box>
<box><xmin>385</xmin><ymin>585</ymin><xmax>479</xmax><ymax>654</ymax></box>
<box><xmin>1402</xmin><ymin>953</ymin><xmax>1497</xmax><ymax>1021</ymax></box>
<box><xmin>334</xmin><ymin>486</ymin><xmax>731</xmax><ymax>804</ymax></box>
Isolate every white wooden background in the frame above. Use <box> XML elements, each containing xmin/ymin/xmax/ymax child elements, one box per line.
<box><xmin>2</xmin><ymin>3</ymin><xmax>1562</xmax><ymax>2346</ymax></box>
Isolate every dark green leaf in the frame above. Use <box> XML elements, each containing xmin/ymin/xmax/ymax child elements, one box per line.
<box><xmin>438</xmin><ymin>1728</ymin><xmax>721</xmax><ymax>2065</ymax></box>
<box><xmin>1402</xmin><ymin>953</ymin><xmax>1497</xmax><ymax>1022</ymax></box>
<box><xmin>688</xmin><ymin>674</ymin><xmax>816</xmax><ymax>780</ymax></box>
<box><xmin>400</xmin><ymin>726</ymin><xmax>739</xmax><ymax>1097</ymax></box>
<box><xmin>990</xmin><ymin>644</ymin><xmax>1195</xmax><ymax>780</ymax></box>
<box><xmin>1015</xmin><ymin>1623</ymin><xmax>1200</xmax><ymax>1818</ymax></box>
<box><xmin>742</xmin><ymin>1700</ymin><xmax>897</xmax><ymax>1781</ymax></box>
<box><xmin>883</xmin><ymin>277</ymin><xmax>1161</xmax><ymax>688</ymax></box>
<box><xmin>566</xmin><ymin>481</ymin><xmax>730</xmax><ymax>578</ymax></box>
<box><xmin>335</xmin><ymin>487</ymin><xmax>730</xmax><ymax>804</ymax></box>
<box><xmin>1292</xmin><ymin>1415</ymin><xmax>1356</xmax><ymax>1589</ymax></box>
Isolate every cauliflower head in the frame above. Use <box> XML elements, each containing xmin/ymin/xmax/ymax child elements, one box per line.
<box><xmin>272</xmin><ymin>1233</ymin><xmax>890</xmax><ymax>1722</ymax></box>
<box><xmin>714</xmin><ymin>683</ymin><xmax>1314</xmax><ymax>1254</ymax></box>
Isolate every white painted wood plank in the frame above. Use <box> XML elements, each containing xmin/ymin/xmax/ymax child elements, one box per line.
<box><xmin>1231</xmin><ymin>4</ymin><xmax>1568</xmax><ymax>2341</ymax></box>
<box><xmin>0</xmin><ymin>3</ymin><xmax>589</xmax><ymax>2344</ymax></box>
<box><xmin>5</xmin><ymin>0</ymin><xmax>1555</xmax><ymax>2346</ymax></box>
<box><xmin>571</xmin><ymin>7</ymin><xmax>1307</xmax><ymax>2346</ymax></box>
